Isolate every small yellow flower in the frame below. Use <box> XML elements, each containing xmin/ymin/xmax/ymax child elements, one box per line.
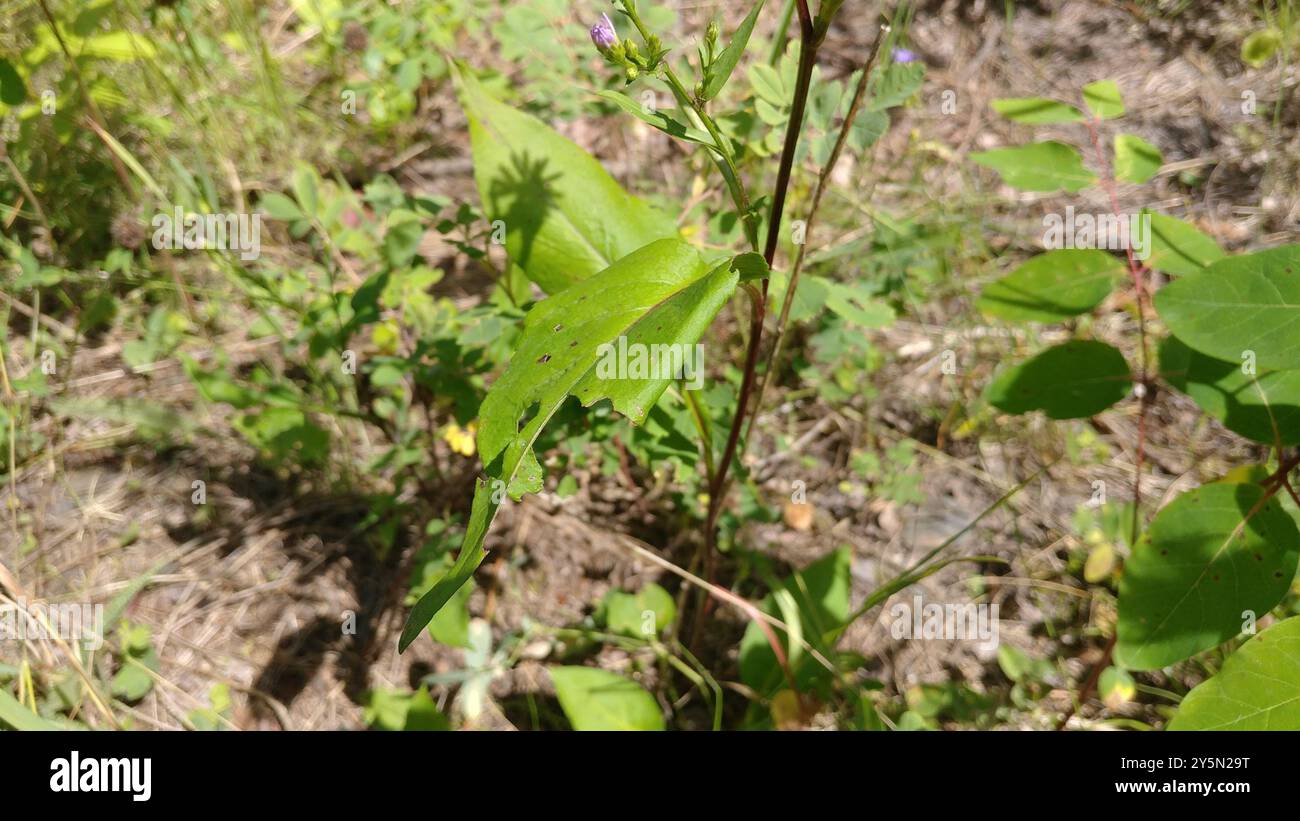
<box><xmin>443</xmin><ymin>421</ymin><xmax>477</xmax><ymax>457</ymax></box>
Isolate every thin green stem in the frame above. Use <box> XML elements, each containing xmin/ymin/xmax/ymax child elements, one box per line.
<box><xmin>622</xmin><ymin>4</ymin><xmax>759</xmax><ymax>250</ymax></box>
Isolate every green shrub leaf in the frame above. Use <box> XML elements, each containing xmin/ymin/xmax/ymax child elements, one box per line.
<box><xmin>0</xmin><ymin>58</ymin><xmax>27</xmax><ymax>106</ymax></box>
<box><xmin>1169</xmin><ymin>616</ymin><xmax>1300</xmax><ymax>729</ymax></box>
<box><xmin>1160</xmin><ymin>336</ymin><xmax>1300</xmax><ymax>446</ymax></box>
<box><xmin>971</xmin><ymin>141</ymin><xmax>1097</xmax><ymax>192</ymax></box>
<box><xmin>977</xmin><ymin>249</ymin><xmax>1125</xmax><ymax>323</ymax></box>
<box><xmin>1241</xmin><ymin>29</ymin><xmax>1283</xmax><ymax>68</ymax></box>
<box><xmin>1142</xmin><ymin>210</ymin><xmax>1224</xmax><ymax>277</ymax></box>
<box><xmin>985</xmin><ymin>340</ymin><xmax>1131</xmax><ymax>419</ymax></box>
<box><xmin>1154</xmin><ymin>245</ymin><xmax>1300</xmax><ymax>370</ymax></box>
<box><xmin>867</xmin><ymin>62</ymin><xmax>926</xmax><ymax>112</ymax></box>
<box><xmin>1114</xmin><ymin>134</ymin><xmax>1162</xmax><ymax>183</ymax></box>
<box><xmin>739</xmin><ymin>547</ymin><xmax>851</xmax><ymax>694</ymax></box>
<box><xmin>990</xmin><ymin>97</ymin><xmax>1083</xmax><ymax>124</ymax></box>
<box><xmin>1116</xmin><ymin>482</ymin><xmax>1300</xmax><ymax>670</ymax></box>
<box><xmin>1082</xmin><ymin>80</ymin><xmax>1124</xmax><ymax>119</ymax></box>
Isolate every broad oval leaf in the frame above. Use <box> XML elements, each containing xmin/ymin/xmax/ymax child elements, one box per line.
<box><xmin>990</xmin><ymin>97</ymin><xmax>1083</xmax><ymax>124</ymax></box>
<box><xmin>1154</xmin><ymin>245</ymin><xmax>1300</xmax><ymax>371</ymax></box>
<box><xmin>551</xmin><ymin>667</ymin><xmax>665</xmax><ymax>730</ymax></box>
<box><xmin>1142</xmin><ymin>210</ymin><xmax>1224</xmax><ymax>277</ymax></box>
<box><xmin>978</xmin><ymin>249</ymin><xmax>1125</xmax><ymax>323</ymax></box>
<box><xmin>985</xmin><ymin>340</ymin><xmax>1131</xmax><ymax>419</ymax></box>
<box><xmin>1169</xmin><ymin>615</ymin><xmax>1300</xmax><ymax>730</ymax></box>
<box><xmin>971</xmin><ymin>141</ymin><xmax>1097</xmax><ymax>193</ymax></box>
<box><xmin>1115</xmin><ymin>482</ymin><xmax>1300</xmax><ymax>670</ymax></box>
<box><xmin>458</xmin><ymin>69</ymin><xmax>678</xmax><ymax>294</ymax></box>
<box><xmin>1160</xmin><ymin>336</ymin><xmax>1300</xmax><ymax>446</ymax></box>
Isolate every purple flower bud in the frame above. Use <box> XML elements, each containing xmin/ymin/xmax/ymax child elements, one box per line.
<box><xmin>892</xmin><ymin>47</ymin><xmax>917</xmax><ymax>64</ymax></box>
<box><xmin>590</xmin><ymin>13</ymin><xmax>618</xmax><ymax>52</ymax></box>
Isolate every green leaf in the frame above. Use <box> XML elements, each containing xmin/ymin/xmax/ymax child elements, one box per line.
<box><xmin>551</xmin><ymin>667</ymin><xmax>664</xmax><ymax>730</ymax></box>
<box><xmin>478</xmin><ymin>238</ymin><xmax>736</xmax><ymax>498</ymax></box>
<box><xmin>0</xmin><ymin>688</ymin><xmax>61</xmax><ymax>731</ymax></box>
<box><xmin>260</xmin><ymin>192</ymin><xmax>305</xmax><ymax>221</ymax></box>
<box><xmin>1115</xmin><ymin>482</ymin><xmax>1300</xmax><ymax>670</ymax></box>
<box><xmin>80</xmin><ymin>31</ymin><xmax>157</xmax><ymax>61</ymax></box>
<box><xmin>990</xmin><ymin>97</ymin><xmax>1083</xmax><ymax>124</ymax></box>
<box><xmin>458</xmin><ymin>67</ymin><xmax>678</xmax><ymax>294</ymax></box>
<box><xmin>1154</xmin><ymin>245</ymin><xmax>1300</xmax><ymax>371</ymax></box>
<box><xmin>1241</xmin><ymin>28</ymin><xmax>1283</xmax><ymax>68</ymax></box>
<box><xmin>400</xmin><ymin>239</ymin><xmax>739</xmax><ymax>651</ymax></box>
<box><xmin>596</xmin><ymin>90</ymin><xmax>712</xmax><ymax>145</ymax></box>
<box><xmin>426</xmin><ymin>571</ymin><xmax>474</xmax><ymax>648</ymax></box>
<box><xmin>1114</xmin><ymin>134</ymin><xmax>1161</xmax><ymax>183</ymax></box>
<box><xmin>0</xmin><ymin>58</ymin><xmax>27</xmax><ymax>106</ymax></box>
<box><xmin>1141</xmin><ymin>210</ymin><xmax>1224</xmax><ymax>277</ymax></box>
<box><xmin>291</xmin><ymin>162</ymin><xmax>321</xmax><ymax>216</ymax></box>
<box><xmin>701</xmin><ymin>0</ymin><xmax>766</xmax><ymax>100</ymax></box>
<box><xmin>971</xmin><ymin>141</ymin><xmax>1097</xmax><ymax>193</ymax></box>
<box><xmin>867</xmin><ymin>62</ymin><xmax>925</xmax><ymax>112</ymax></box>
<box><xmin>1160</xmin><ymin>336</ymin><xmax>1300</xmax><ymax>446</ymax></box>
<box><xmin>1099</xmin><ymin>667</ymin><xmax>1136</xmax><ymax>708</ymax></box>
<box><xmin>399</xmin><ymin>480</ymin><xmax>493</xmax><ymax>653</ymax></box>
<box><xmin>604</xmin><ymin>582</ymin><xmax>676</xmax><ymax>637</ymax></box>
<box><xmin>985</xmin><ymin>340</ymin><xmax>1131</xmax><ymax>419</ymax></box>
<box><xmin>739</xmin><ymin>547</ymin><xmax>851</xmax><ymax>694</ymax></box>
<box><xmin>977</xmin><ymin>249</ymin><xmax>1125</xmax><ymax>323</ymax></box>
<box><xmin>748</xmin><ymin>63</ymin><xmax>786</xmax><ymax>106</ymax></box>
<box><xmin>822</xmin><ymin>279</ymin><xmax>894</xmax><ymax>328</ymax></box>
<box><xmin>1169</xmin><ymin>616</ymin><xmax>1300</xmax><ymax>729</ymax></box>
<box><xmin>1082</xmin><ymin>80</ymin><xmax>1124</xmax><ymax>119</ymax></box>
<box><xmin>731</xmin><ymin>252</ymin><xmax>768</xmax><ymax>282</ymax></box>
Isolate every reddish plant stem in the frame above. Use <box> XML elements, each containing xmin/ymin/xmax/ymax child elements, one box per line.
<box><xmin>704</xmin><ymin>2</ymin><xmax>819</xmax><ymax>567</ymax></box>
<box><xmin>1082</xmin><ymin>117</ymin><xmax>1148</xmax><ymax>541</ymax></box>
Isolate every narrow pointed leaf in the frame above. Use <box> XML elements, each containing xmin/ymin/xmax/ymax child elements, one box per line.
<box><xmin>478</xmin><ymin>238</ymin><xmax>737</xmax><ymax>497</ymax></box>
<box><xmin>701</xmin><ymin>1</ymin><xmax>767</xmax><ymax>100</ymax></box>
<box><xmin>400</xmin><ymin>239</ymin><xmax>740</xmax><ymax>649</ymax></box>
<box><xmin>597</xmin><ymin>90</ymin><xmax>712</xmax><ymax>145</ymax></box>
